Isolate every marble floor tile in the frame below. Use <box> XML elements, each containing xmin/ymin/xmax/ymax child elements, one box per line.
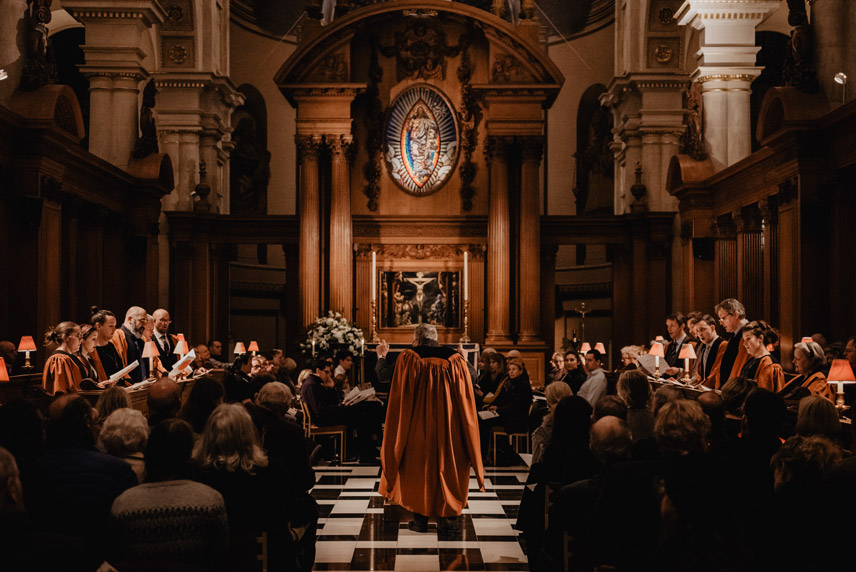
<box><xmin>393</xmin><ymin>554</ymin><xmax>441</xmax><ymax>571</ymax></box>
<box><xmin>315</xmin><ymin>540</ymin><xmax>357</xmax><ymax>563</ymax></box>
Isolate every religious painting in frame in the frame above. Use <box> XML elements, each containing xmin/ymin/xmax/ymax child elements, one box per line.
<box><xmin>379</xmin><ymin>270</ymin><xmax>460</xmax><ymax>329</ymax></box>
<box><xmin>384</xmin><ymin>85</ymin><xmax>459</xmax><ymax>196</ymax></box>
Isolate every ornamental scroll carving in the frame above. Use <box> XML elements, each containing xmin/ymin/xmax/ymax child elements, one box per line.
<box><xmin>456</xmin><ymin>31</ymin><xmax>478</xmax><ymax>212</ymax></box>
<box><xmin>20</xmin><ymin>0</ymin><xmax>57</xmax><ymax>91</ymax></box>
<box><xmin>378</xmin><ymin>22</ymin><xmax>465</xmax><ymax>82</ymax></box>
<box><xmin>373</xmin><ymin>244</ymin><xmax>469</xmax><ymax>261</ymax></box>
<box><xmin>680</xmin><ymin>80</ymin><xmax>707</xmax><ymax>161</ymax></box>
<box><xmin>360</xmin><ymin>38</ymin><xmax>384</xmax><ymax>211</ymax></box>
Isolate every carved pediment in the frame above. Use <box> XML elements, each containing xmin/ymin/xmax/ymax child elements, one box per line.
<box><xmin>491</xmin><ymin>51</ymin><xmax>535</xmax><ymax>83</ymax></box>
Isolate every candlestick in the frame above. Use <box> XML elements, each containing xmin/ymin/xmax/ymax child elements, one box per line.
<box><xmin>370</xmin><ymin>299</ymin><xmax>379</xmax><ymax>343</ymax></box>
<box><xmin>371</xmin><ymin>250</ymin><xmax>377</xmax><ymax>302</ymax></box>
<box><xmin>460</xmin><ymin>300</ymin><xmax>471</xmax><ymax>343</ymax></box>
<box><xmin>463</xmin><ymin>250</ymin><xmax>468</xmax><ymax>302</ymax></box>
<box><xmin>683</xmin><ymin>357</ymin><xmax>690</xmax><ymax>383</ymax></box>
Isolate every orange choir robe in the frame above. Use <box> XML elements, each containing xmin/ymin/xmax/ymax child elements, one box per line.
<box><xmin>379</xmin><ymin>346</ymin><xmax>485</xmax><ymax>517</ymax></box>
<box><xmin>89</xmin><ymin>350</ymin><xmax>108</xmax><ymax>382</ymax></box>
<box><xmin>714</xmin><ymin>338</ymin><xmax>750</xmax><ymax>389</ymax></box>
<box><xmin>42</xmin><ymin>353</ymin><xmax>83</xmax><ymax>395</ymax></box>
<box><xmin>111</xmin><ymin>328</ymin><xmax>130</xmax><ymax>368</ymax></box>
<box><xmin>701</xmin><ymin>342</ymin><xmax>728</xmax><ymax>389</ymax></box>
<box><xmin>754</xmin><ymin>356</ymin><xmax>785</xmax><ymax>393</ymax></box>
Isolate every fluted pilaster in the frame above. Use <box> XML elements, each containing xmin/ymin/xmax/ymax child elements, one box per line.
<box><xmin>298</xmin><ymin>135</ymin><xmax>322</xmax><ymax>328</ymax></box>
<box><xmin>485</xmin><ymin>135</ymin><xmax>512</xmax><ymax>344</ymax></box>
<box><xmin>328</xmin><ymin>134</ymin><xmax>354</xmax><ymax>320</ymax></box>
<box><xmin>518</xmin><ymin>137</ymin><xmax>543</xmax><ymax>343</ymax></box>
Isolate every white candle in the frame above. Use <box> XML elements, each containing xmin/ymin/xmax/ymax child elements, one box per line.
<box><xmin>371</xmin><ymin>250</ymin><xmax>377</xmax><ymax>302</ymax></box>
<box><xmin>463</xmin><ymin>251</ymin><xmax>468</xmax><ymax>301</ymax></box>
<box><xmin>312</xmin><ymin>339</ymin><xmax>316</xmax><ymax>357</ymax></box>
<box><xmin>655</xmin><ymin>355</ymin><xmax>660</xmax><ymax>370</ymax></box>
<box><xmin>361</xmin><ymin>338</ymin><xmax>365</xmax><ymax>356</ymax></box>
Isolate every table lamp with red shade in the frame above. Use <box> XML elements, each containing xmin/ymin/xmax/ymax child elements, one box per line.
<box><xmin>248</xmin><ymin>341</ymin><xmax>259</xmax><ymax>356</ymax></box>
<box><xmin>234</xmin><ymin>342</ymin><xmax>246</xmax><ymax>356</ymax></box>
<box><xmin>173</xmin><ymin>340</ymin><xmax>189</xmax><ymax>357</ymax></box>
<box><xmin>0</xmin><ymin>357</ymin><xmax>9</xmax><ymax>382</ymax></box>
<box><xmin>18</xmin><ymin>336</ymin><xmax>37</xmax><ymax>372</ymax></box>
<box><xmin>828</xmin><ymin>359</ymin><xmax>856</xmax><ymax>414</ymax></box>
<box><xmin>580</xmin><ymin>342</ymin><xmax>591</xmax><ymax>354</ymax></box>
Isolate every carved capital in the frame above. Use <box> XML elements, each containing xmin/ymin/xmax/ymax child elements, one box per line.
<box><xmin>295</xmin><ymin>135</ymin><xmax>323</xmax><ymax>162</ymax></box>
<box><xmin>778</xmin><ymin>177</ymin><xmax>798</xmax><ymax>205</ymax></box>
<box><xmin>465</xmin><ymin>243</ymin><xmax>487</xmax><ymax>261</ymax></box>
<box><xmin>519</xmin><ymin>136</ymin><xmax>544</xmax><ymax>163</ymax></box>
<box><xmin>327</xmin><ymin>134</ymin><xmax>355</xmax><ymax>161</ymax></box>
<box><xmin>714</xmin><ymin>214</ymin><xmax>736</xmax><ymax>240</ymax></box>
<box><xmin>484</xmin><ymin>135</ymin><xmax>509</xmax><ymax>164</ymax></box>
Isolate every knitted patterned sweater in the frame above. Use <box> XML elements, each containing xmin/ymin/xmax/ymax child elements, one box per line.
<box><xmin>111</xmin><ymin>479</ymin><xmax>228</xmax><ymax>563</ymax></box>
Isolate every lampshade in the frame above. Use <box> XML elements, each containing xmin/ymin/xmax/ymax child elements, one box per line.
<box><xmin>248</xmin><ymin>341</ymin><xmax>259</xmax><ymax>352</ymax></box>
<box><xmin>173</xmin><ymin>340</ymin><xmax>189</xmax><ymax>355</ymax></box>
<box><xmin>580</xmin><ymin>342</ymin><xmax>591</xmax><ymax>353</ymax></box>
<box><xmin>800</xmin><ymin>337</ymin><xmax>813</xmax><ymax>344</ymax></box>
<box><xmin>678</xmin><ymin>344</ymin><xmax>697</xmax><ymax>360</ymax></box>
<box><xmin>141</xmin><ymin>340</ymin><xmax>159</xmax><ymax>358</ymax></box>
<box><xmin>177</xmin><ymin>333</ymin><xmax>186</xmax><ymax>342</ymax></box>
<box><xmin>18</xmin><ymin>336</ymin><xmax>36</xmax><ymax>352</ymax></box>
<box><xmin>655</xmin><ymin>335</ymin><xmax>665</xmax><ymax>342</ymax></box>
<box><xmin>0</xmin><ymin>357</ymin><xmax>8</xmax><ymax>382</ymax></box>
<box><xmin>594</xmin><ymin>342</ymin><xmax>606</xmax><ymax>353</ymax></box>
<box><xmin>234</xmin><ymin>342</ymin><xmax>246</xmax><ymax>355</ymax></box>
<box><xmin>648</xmin><ymin>343</ymin><xmax>665</xmax><ymax>358</ymax></box>
<box><xmin>828</xmin><ymin>359</ymin><xmax>856</xmax><ymax>383</ymax></box>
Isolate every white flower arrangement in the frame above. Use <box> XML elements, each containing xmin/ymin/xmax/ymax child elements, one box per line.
<box><xmin>301</xmin><ymin>311</ymin><xmax>365</xmax><ymax>362</ymax></box>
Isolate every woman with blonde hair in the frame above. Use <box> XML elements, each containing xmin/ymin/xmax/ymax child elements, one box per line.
<box><xmin>94</xmin><ymin>386</ymin><xmax>132</xmax><ymax>422</ymax></box>
<box><xmin>531</xmin><ymin>381</ymin><xmax>572</xmax><ymax>463</ymax></box>
<box><xmin>42</xmin><ymin>321</ymin><xmax>83</xmax><ymax>395</ymax></box>
<box><xmin>195</xmin><ymin>403</ymin><xmax>297</xmax><ymax>571</ymax></box>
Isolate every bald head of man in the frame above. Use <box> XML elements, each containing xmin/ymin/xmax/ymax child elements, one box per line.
<box><xmin>590</xmin><ymin>415</ymin><xmax>633</xmax><ymax>467</ymax></box>
<box><xmin>147</xmin><ymin>378</ymin><xmax>181</xmax><ymax>425</ymax></box>
<box><xmin>124</xmin><ymin>306</ymin><xmax>147</xmax><ymax>336</ymax></box>
<box><xmin>153</xmin><ymin>309</ymin><xmax>171</xmax><ymax>335</ymax></box>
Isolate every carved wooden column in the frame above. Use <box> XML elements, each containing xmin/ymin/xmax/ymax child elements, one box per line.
<box><xmin>714</xmin><ymin>214</ymin><xmax>737</xmax><ymax>303</ymax></box>
<box><xmin>777</xmin><ymin>179</ymin><xmax>799</xmax><ymax>366</ymax></box>
<box><xmin>485</xmin><ymin>135</ymin><xmax>512</xmax><ymax>345</ymax></box>
<box><xmin>736</xmin><ymin>206</ymin><xmax>763</xmax><ymax>318</ymax></box>
<box><xmin>297</xmin><ymin>135</ymin><xmax>322</xmax><ymax>328</ymax></box>
<box><xmin>518</xmin><ymin>136</ymin><xmax>543</xmax><ymax>344</ymax></box>
<box><xmin>759</xmin><ymin>197</ymin><xmax>779</xmax><ymax>325</ymax></box>
<box><xmin>328</xmin><ymin>135</ymin><xmax>354</xmax><ymax>320</ymax></box>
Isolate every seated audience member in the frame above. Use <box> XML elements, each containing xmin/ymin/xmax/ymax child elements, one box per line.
<box><xmin>531</xmin><ymin>381</ymin><xmax>572</xmax><ymax>464</ymax></box>
<box><xmin>76</xmin><ymin>324</ymin><xmax>107</xmax><ymax>384</ymax></box>
<box><xmin>655</xmin><ymin>400</ymin><xmax>711</xmax><ymax>456</ymax></box>
<box><xmin>550</xmin><ymin>417</ymin><xmax>652</xmax><ymax>571</ymax></box>
<box><xmin>0</xmin><ymin>399</ymin><xmax>46</xmax><ymax>499</ymax></box>
<box><xmin>207</xmin><ymin>339</ymin><xmax>229</xmax><ymax>368</ymax></box>
<box><xmin>246</xmin><ymin>382</ymin><xmax>319</xmax><ymax>569</ymax></box>
<box><xmin>825</xmin><ymin>342</ymin><xmax>845</xmax><ymax>365</ymax></box>
<box><xmin>296</xmin><ymin>368</ymin><xmax>312</xmax><ymax>391</ymax></box>
<box><xmin>577</xmin><ymin>349</ymin><xmax>607</xmax><ymax>406</ymax></box>
<box><xmin>479</xmin><ymin>358</ymin><xmax>533</xmax><ymax>463</ymax></box>
<box><xmin>225</xmin><ymin>353</ymin><xmax>253</xmax><ymax>403</ymax></box>
<box><xmin>111</xmin><ymin>419</ymin><xmax>227</xmax><ymax>569</ymax></box>
<box><xmin>481</xmin><ymin>352</ymin><xmax>509</xmax><ymax>404</ymax></box>
<box><xmin>29</xmin><ymin>396</ymin><xmax>137</xmax><ymax>565</ymax></box>
<box><xmin>617</xmin><ymin>369</ymin><xmax>655</xmax><ymax>443</ymax></box>
<box><xmin>301</xmin><ymin>358</ymin><xmax>382</xmax><ymax>463</ymax></box>
<box><xmin>560</xmin><ymin>349</ymin><xmax>587</xmax><ymax>394</ymax></box>
<box><xmin>592</xmin><ymin>395</ymin><xmax>628</xmax><ymax>421</ymax></box>
<box><xmin>94</xmin><ymin>386</ymin><xmax>131</xmax><ymax>422</ymax></box>
<box><xmin>195</xmin><ymin>404</ymin><xmax>297</xmax><ymax>571</ymax></box>
<box><xmin>146</xmin><ymin>377</ymin><xmax>181</xmax><ymax>427</ymax></box>
<box><xmin>179</xmin><ymin>375</ymin><xmax>224</xmax><ymax>434</ymax></box>
<box><xmin>548</xmin><ymin>351</ymin><xmax>565</xmax><ymax>383</ymax></box>
<box><xmin>740</xmin><ymin>321</ymin><xmax>784</xmax><ymax>392</ymax></box>
<box><xmin>191</xmin><ymin>343</ymin><xmax>215</xmax><ymax>371</ymax></box>
<box><xmin>99</xmin><ymin>408</ymin><xmax>149</xmax><ymax>482</ymax></box>
<box><xmin>334</xmin><ymin>349</ymin><xmax>354</xmax><ymax>380</ymax></box>
<box><xmin>42</xmin><ymin>321</ymin><xmax>84</xmax><ymax>394</ymax></box>
<box><xmin>653</xmin><ymin>384</ymin><xmax>682</xmax><ymax>416</ymax></box>
<box><xmin>780</xmin><ymin>341</ymin><xmax>832</xmax><ymax>400</ymax></box>
<box><xmin>248</xmin><ymin>371</ymin><xmax>277</xmax><ymax>402</ymax></box>
<box><xmin>767</xmin><ymin>435</ymin><xmax>842</xmax><ymax>571</ymax></box>
<box><xmin>618</xmin><ymin>345</ymin><xmax>643</xmax><ymax>371</ymax></box>
<box><xmin>274</xmin><ymin>352</ymin><xmax>298</xmax><ymax>391</ymax></box>
<box><xmin>795</xmin><ymin>395</ymin><xmax>841</xmax><ymax>443</ymax></box>
<box><xmin>720</xmin><ymin>376</ymin><xmax>756</xmax><ymax>440</ymax></box>
<box><xmin>697</xmin><ymin>391</ymin><xmax>728</xmax><ymax>445</ymax></box>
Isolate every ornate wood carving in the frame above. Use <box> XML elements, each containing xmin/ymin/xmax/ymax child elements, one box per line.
<box><xmin>680</xmin><ymin>80</ymin><xmax>707</xmax><ymax>160</ymax></box>
<box><xmin>457</xmin><ymin>31</ymin><xmax>478</xmax><ymax>212</ymax></box>
<box><xmin>133</xmin><ymin>80</ymin><xmax>159</xmax><ymax>159</ymax></box>
<box><xmin>492</xmin><ymin>53</ymin><xmax>533</xmax><ymax>83</ymax></box>
<box><xmin>359</xmin><ymin>38</ymin><xmax>384</xmax><ymax>212</ymax></box>
<box><xmin>376</xmin><ymin>244</ymin><xmax>466</xmax><ymax>260</ymax></box>
<box><xmin>378</xmin><ymin>21</ymin><xmax>464</xmax><ymax>82</ymax></box>
<box><xmin>783</xmin><ymin>0</ymin><xmax>819</xmax><ymax>93</ymax></box>
<box><xmin>20</xmin><ymin>0</ymin><xmax>57</xmax><ymax>91</ymax></box>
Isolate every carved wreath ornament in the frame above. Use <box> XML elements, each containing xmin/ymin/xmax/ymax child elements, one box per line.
<box><xmin>384</xmin><ymin>85</ymin><xmax>459</xmax><ymax>196</ymax></box>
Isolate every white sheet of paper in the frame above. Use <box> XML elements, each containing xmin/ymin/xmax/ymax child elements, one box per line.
<box><xmin>478</xmin><ymin>410</ymin><xmax>499</xmax><ymax>420</ymax></box>
<box><xmin>169</xmin><ymin>348</ymin><xmax>196</xmax><ymax>377</ymax></box>
<box><xmin>108</xmin><ymin>360</ymin><xmax>139</xmax><ymax>384</ymax></box>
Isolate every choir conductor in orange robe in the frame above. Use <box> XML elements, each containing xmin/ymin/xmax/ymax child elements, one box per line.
<box><xmin>379</xmin><ymin>324</ymin><xmax>485</xmax><ymax>532</ymax></box>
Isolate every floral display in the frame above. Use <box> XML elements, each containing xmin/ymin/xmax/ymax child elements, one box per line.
<box><xmin>301</xmin><ymin>311</ymin><xmax>365</xmax><ymax>362</ymax></box>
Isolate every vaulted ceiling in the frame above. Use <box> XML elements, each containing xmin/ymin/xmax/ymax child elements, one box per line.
<box><xmin>231</xmin><ymin>0</ymin><xmax>614</xmax><ymax>42</ymax></box>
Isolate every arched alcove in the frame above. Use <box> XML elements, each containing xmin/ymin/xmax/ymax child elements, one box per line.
<box><xmin>574</xmin><ymin>83</ymin><xmax>612</xmax><ymax>215</ymax></box>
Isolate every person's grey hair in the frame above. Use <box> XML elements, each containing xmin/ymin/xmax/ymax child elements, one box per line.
<box><xmin>715</xmin><ymin>298</ymin><xmax>746</xmax><ymax>319</ymax></box>
<box><xmin>414</xmin><ymin>323</ymin><xmax>438</xmax><ymax>344</ymax></box>
<box><xmin>545</xmin><ymin>381</ymin><xmax>572</xmax><ymax>410</ymax></box>
<box><xmin>590</xmin><ymin>416</ymin><xmax>633</xmax><ymax>466</ymax></box>
<box><xmin>794</xmin><ymin>341</ymin><xmax>826</xmax><ymax>373</ymax></box>
<box><xmin>256</xmin><ymin>381</ymin><xmax>294</xmax><ymax>414</ymax></box>
<box><xmin>99</xmin><ymin>408</ymin><xmax>150</xmax><ymax>456</ymax></box>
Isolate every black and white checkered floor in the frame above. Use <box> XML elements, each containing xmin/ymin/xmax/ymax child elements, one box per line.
<box><xmin>312</xmin><ymin>465</ymin><xmax>530</xmax><ymax>571</ymax></box>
